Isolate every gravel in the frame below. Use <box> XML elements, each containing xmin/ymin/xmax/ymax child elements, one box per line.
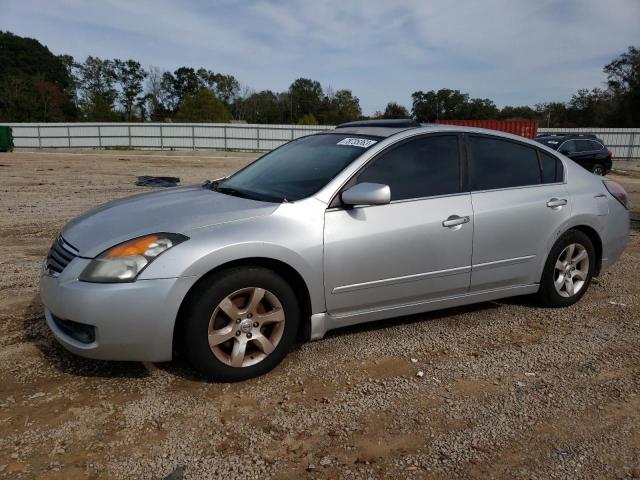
<box><xmin>0</xmin><ymin>150</ymin><xmax>638</xmax><ymax>479</ymax></box>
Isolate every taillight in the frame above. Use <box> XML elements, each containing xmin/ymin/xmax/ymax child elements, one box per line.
<box><xmin>603</xmin><ymin>180</ymin><xmax>628</xmax><ymax>209</ymax></box>
<box><xmin>607</xmin><ymin>150</ymin><xmax>613</xmax><ymax>158</ymax></box>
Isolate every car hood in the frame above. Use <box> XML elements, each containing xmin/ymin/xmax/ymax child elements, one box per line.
<box><xmin>61</xmin><ymin>185</ymin><xmax>278</xmax><ymax>257</ymax></box>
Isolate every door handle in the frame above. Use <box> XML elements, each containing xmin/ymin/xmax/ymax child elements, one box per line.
<box><xmin>546</xmin><ymin>198</ymin><xmax>567</xmax><ymax>208</ymax></box>
<box><xmin>442</xmin><ymin>215</ymin><xmax>470</xmax><ymax>228</ymax></box>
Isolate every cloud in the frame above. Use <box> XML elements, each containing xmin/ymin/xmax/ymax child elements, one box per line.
<box><xmin>3</xmin><ymin>0</ymin><xmax>639</xmax><ymax>113</ymax></box>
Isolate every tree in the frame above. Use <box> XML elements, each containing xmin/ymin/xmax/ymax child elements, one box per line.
<box><xmin>380</xmin><ymin>102</ymin><xmax>409</xmax><ymax>119</ymax></box>
<box><xmin>319</xmin><ymin>89</ymin><xmax>362</xmax><ymax>124</ymax></box>
<box><xmin>412</xmin><ymin>89</ymin><xmax>471</xmax><ymax>122</ymax></box>
<box><xmin>144</xmin><ymin>66</ymin><xmax>171</xmax><ymax>121</ymax></box>
<box><xmin>237</xmin><ymin>90</ymin><xmax>285</xmax><ymax>124</ymax></box>
<box><xmin>0</xmin><ymin>31</ymin><xmax>76</xmax><ymax>121</ymax></box>
<box><xmin>113</xmin><ymin>59</ymin><xmax>147</xmax><ymax>121</ymax></box>
<box><xmin>199</xmin><ymin>70</ymin><xmax>240</xmax><ymax>107</ymax></box>
<box><xmin>463</xmin><ymin>98</ymin><xmax>499</xmax><ymax>119</ymax></box>
<box><xmin>172</xmin><ymin>67</ymin><xmax>201</xmax><ymax>101</ymax></box>
<box><xmin>534</xmin><ymin>102</ymin><xmax>570</xmax><ymax>128</ymax></box>
<box><xmin>153</xmin><ymin>67</ymin><xmax>240</xmax><ymax>120</ymax></box>
<box><xmin>499</xmin><ymin>105</ymin><xmax>538</xmax><ymax>120</ymax></box>
<box><xmin>297</xmin><ymin>113</ymin><xmax>318</xmax><ymax>125</ymax></box>
<box><xmin>566</xmin><ymin>88</ymin><xmax>611</xmax><ymax>127</ymax></box>
<box><xmin>214</xmin><ymin>74</ymin><xmax>240</xmax><ymax>106</ymax></box>
<box><xmin>603</xmin><ymin>46</ymin><xmax>640</xmax><ymax>126</ymax></box>
<box><xmin>289</xmin><ymin>78</ymin><xmax>323</xmax><ymax>122</ymax></box>
<box><xmin>33</xmin><ymin>80</ymin><xmax>65</xmax><ymax>121</ymax></box>
<box><xmin>76</xmin><ymin>56</ymin><xmax>118</xmax><ymax>120</ymax></box>
<box><xmin>176</xmin><ymin>88</ymin><xmax>230</xmax><ymax>122</ymax></box>
<box><xmin>158</xmin><ymin>71</ymin><xmax>179</xmax><ymax>114</ymax></box>
<box><xmin>57</xmin><ymin>54</ymin><xmax>80</xmax><ymax>115</ymax></box>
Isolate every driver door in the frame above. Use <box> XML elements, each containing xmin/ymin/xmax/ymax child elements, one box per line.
<box><xmin>323</xmin><ymin>134</ymin><xmax>473</xmax><ymax>315</ymax></box>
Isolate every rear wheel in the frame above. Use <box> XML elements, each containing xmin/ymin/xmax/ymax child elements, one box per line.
<box><xmin>536</xmin><ymin>230</ymin><xmax>595</xmax><ymax>307</ymax></box>
<box><xmin>591</xmin><ymin>163</ymin><xmax>605</xmax><ymax>175</ymax></box>
<box><xmin>183</xmin><ymin>267</ymin><xmax>300</xmax><ymax>381</ymax></box>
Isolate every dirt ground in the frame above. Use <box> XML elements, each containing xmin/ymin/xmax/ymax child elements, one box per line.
<box><xmin>0</xmin><ymin>149</ymin><xmax>639</xmax><ymax>480</ymax></box>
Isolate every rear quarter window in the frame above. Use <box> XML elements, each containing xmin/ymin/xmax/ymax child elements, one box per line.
<box><xmin>589</xmin><ymin>140</ymin><xmax>604</xmax><ymax>150</ymax></box>
<box><xmin>539</xmin><ymin>151</ymin><xmax>564</xmax><ymax>183</ymax></box>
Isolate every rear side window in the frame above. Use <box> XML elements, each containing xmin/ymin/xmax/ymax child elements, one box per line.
<box><xmin>540</xmin><ymin>151</ymin><xmax>563</xmax><ymax>183</ymax></box>
<box><xmin>589</xmin><ymin>140</ymin><xmax>603</xmax><ymax>150</ymax></box>
<box><xmin>469</xmin><ymin>136</ymin><xmax>540</xmax><ymax>190</ymax></box>
<box><xmin>576</xmin><ymin>140</ymin><xmax>593</xmax><ymax>152</ymax></box>
<box><xmin>357</xmin><ymin>135</ymin><xmax>460</xmax><ymax>201</ymax></box>
<box><xmin>559</xmin><ymin>140</ymin><xmax>576</xmax><ymax>153</ymax></box>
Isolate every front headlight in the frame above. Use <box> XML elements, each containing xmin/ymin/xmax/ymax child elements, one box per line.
<box><xmin>79</xmin><ymin>233</ymin><xmax>188</xmax><ymax>283</ymax></box>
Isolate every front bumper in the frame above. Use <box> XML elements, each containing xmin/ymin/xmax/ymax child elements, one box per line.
<box><xmin>40</xmin><ymin>257</ymin><xmax>198</xmax><ymax>362</ymax></box>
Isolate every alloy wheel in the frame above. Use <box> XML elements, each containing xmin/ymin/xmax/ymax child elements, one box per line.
<box><xmin>207</xmin><ymin>287</ymin><xmax>285</xmax><ymax>367</ymax></box>
<box><xmin>553</xmin><ymin>243</ymin><xmax>590</xmax><ymax>298</ymax></box>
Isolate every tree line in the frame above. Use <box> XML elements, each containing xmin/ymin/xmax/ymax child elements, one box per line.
<box><xmin>0</xmin><ymin>31</ymin><xmax>638</xmax><ymax>127</ymax></box>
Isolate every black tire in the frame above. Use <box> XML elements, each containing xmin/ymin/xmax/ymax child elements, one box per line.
<box><xmin>591</xmin><ymin>163</ymin><xmax>605</xmax><ymax>176</ymax></box>
<box><xmin>536</xmin><ymin>230</ymin><xmax>595</xmax><ymax>307</ymax></box>
<box><xmin>183</xmin><ymin>267</ymin><xmax>300</xmax><ymax>382</ymax></box>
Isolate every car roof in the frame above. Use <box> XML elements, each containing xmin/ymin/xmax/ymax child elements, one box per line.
<box><xmin>536</xmin><ymin>133</ymin><xmax>601</xmax><ymax>141</ymax></box>
<box><xmin>324</xmin><ymin>120</ymin><xmax>604</xmax><ymax>149</ymax></box>
<box><xmin>327</xmin><ymin>120</ymin><xmax>539</xmax><ymax>143</ymax></box>
<box><xmin>333</xmin><ymin>119</ymin><xmax>422</xmax><ymax>138</ymax></box>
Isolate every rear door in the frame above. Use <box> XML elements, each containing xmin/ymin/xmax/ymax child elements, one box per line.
<box><xmin>468</xmin><ymin>135</ymin><xmax>569</xmax><ymax>291</ymax></box>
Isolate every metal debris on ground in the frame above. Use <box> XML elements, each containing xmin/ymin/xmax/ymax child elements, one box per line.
<box><xmin>135</xmin><ymin>176</ymin><xmax>180</xmax><ymax>187</ymax></box>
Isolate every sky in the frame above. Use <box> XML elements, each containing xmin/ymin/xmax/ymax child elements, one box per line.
<box><xmin>3</xmin><ymin>0</ymin><xmax>640</xmax><ymax>115</ymax></box>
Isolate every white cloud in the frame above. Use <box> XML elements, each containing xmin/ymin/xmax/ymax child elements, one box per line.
<box><xmin>3</xmin><ymin>0</ymin><xmax>639</xmax><ymax>113</ymax></box>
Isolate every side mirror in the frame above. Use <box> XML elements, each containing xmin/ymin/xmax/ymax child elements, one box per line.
<box><xmin>341</xmin><ymin>183</ymin><xmax>391</xmax><ymax>206</ymax></box>
<box><xmin>559</xmin><ymin>148</ymin><xmax>570</xmax><ymax>155</ymax></box>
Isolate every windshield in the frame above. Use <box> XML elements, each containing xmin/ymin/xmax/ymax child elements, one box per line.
<box><xmin>218</xmin><ymin>133</ymin><xmax>381</xmax><ymax>202</ymax></box>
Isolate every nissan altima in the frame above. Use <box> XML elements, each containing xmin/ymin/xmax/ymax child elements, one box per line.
<box><xmin>40</xmin><ymin>119</ymin><xmax>629</xmax><ymax>381</ymax></box>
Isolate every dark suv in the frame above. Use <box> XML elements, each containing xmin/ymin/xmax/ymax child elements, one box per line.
<box><xmin>535</xmin><ymin>133</ymin><xmax>612</xmax><ymax>175</ymax></box>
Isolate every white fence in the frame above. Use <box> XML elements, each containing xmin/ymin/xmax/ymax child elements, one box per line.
<box><xmin>2</xmin><ymin>122</ymin><xmax>333</xmax><ymax>152</ymax></box>
<box><xmin>2</xmin><ymin>122</ymin><xmax>639</xmax><ymax>159</ymax></box>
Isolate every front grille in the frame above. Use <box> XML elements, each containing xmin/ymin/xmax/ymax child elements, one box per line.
<box><xmin>46</xmin><ymin>236</ymin><xmax>79</xmax><ymax>275</ymax></box>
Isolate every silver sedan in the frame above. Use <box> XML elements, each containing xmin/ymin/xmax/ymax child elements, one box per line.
<box><xmin>40</xmin><ymin>120</ymin><xmax>630</xmax><ymax>381</ymax></box>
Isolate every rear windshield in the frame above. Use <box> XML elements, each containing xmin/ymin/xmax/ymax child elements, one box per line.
<box><xmin>220</xmin><ymin>133</ymin><xmax>381</xmax><ymax>202</ymax></box>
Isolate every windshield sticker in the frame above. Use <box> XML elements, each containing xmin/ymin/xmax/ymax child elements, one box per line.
<box><xmin>336</xmin><ymin>137</ymin><xmax>378</xmax><ymax>148</ymax></box>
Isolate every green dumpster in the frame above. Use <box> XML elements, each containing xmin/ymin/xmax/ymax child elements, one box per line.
<box><xmin>0</xmin><ymin>126</ymin><xmax>14</xmax><ymax>152</ymax></box>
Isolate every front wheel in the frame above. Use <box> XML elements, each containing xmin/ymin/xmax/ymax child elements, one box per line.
<box><xmin>183</xmin><ymin>267</ymin><xmax>300</xmax><ymax>382</ymax></box>
<box><xmin>536</xmin><ymin>230</ymin><xmax>595</xmax><ymax>307</ymax></box>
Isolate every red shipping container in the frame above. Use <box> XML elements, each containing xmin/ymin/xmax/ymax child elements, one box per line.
<box><xmin>435</xmin><ymin>119</ymin><xmax>539</xmax><ymax>139</ymax></box>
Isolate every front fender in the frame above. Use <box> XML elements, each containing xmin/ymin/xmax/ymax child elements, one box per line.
<box><xmin>139</xmin><ymin>201</ymin><xmax>326</xmax><ymax>313</ymax></box>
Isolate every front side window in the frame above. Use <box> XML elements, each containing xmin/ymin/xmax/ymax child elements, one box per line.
<box><xmin>220</xmin><ymin>133</ymin><xmax>380</xmax><ymax>202</ymax></box>
<box><xmin>469</xmin><ymin>136</ymin><xmax>540</xmax><ymax>190</ymax></box>
<box><xmin>356</xmin><ymin>135</ymin><xmax>460</xmax><ymax>201</ymax></box>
